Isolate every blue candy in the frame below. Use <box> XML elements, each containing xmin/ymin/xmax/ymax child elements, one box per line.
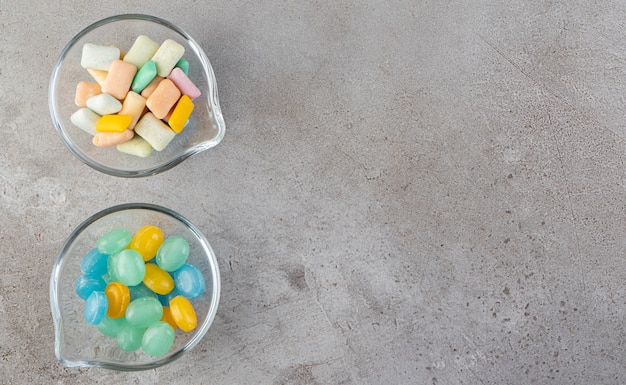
<box><xmin>172</xmin><ymin>264</ymin><xmax>205</xmax><ymax>299</ymax></box>
<box><xmin>84</xmin><ymin>291</ymin><xmax>108</xmax><ymax>325</ymax></box>
<box><xmin>75</xmin><ymin>275</ymin><xmax>107</xmax><ymax>300</ymax></box>
<box><xmin>80</xmin><ymin>248</ymin><xmax>109</xmax><ymax>276</ymax></box>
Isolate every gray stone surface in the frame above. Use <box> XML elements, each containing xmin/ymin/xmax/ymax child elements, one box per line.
<box><xmin>1</xmin><ymin>1</ymin><xmax>625</xmax><ymax>384</ymax></box>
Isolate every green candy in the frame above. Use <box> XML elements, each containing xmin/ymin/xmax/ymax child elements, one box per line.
<box><xmin>141</xmin><ymin>321</ymin><xmax>175</xmax><ymax>357</ymax></box>
<box><xmin>96</xmin><ymin>228</ymin><xmax>132</xmax><ymax>255</ymax></box>
<box><xmin>156</xmin><ymin>236</ymin><xmax>189</xmax><ymax>272</ymax></box>
<box><xmin>131</xmin><ymin>60</ymin><xmax>157</xmax><ymax>94</ymax></box>
<box><xmin>114</xmin><ymin>249</ymin><xmax>146</xmax><ymax>286</ymax></box>
<box><xmin>97</xmin><ymin>316</ymin><xmax>125</xmax><ymax>338</ymax></box>
<box><xmin>125</xmin><ymin>297</ymin><xmax>163</xmax><ymax>328</ymax></box>
<box><xmin>117</xmin><ymin>320</ymin><xmax>146</xmax><ymax>352</ymax></box>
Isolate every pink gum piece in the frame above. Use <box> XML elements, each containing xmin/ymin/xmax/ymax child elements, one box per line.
<box><xmin>167</xmin><ymin>67</ymin><xmax>201</xmax><ymax>100</ymax></box>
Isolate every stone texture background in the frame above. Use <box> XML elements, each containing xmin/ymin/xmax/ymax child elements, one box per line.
<box><xmin>0</xmin><ymin>1</ymin><xmax>624</xmax><ymax>384</ymax></box>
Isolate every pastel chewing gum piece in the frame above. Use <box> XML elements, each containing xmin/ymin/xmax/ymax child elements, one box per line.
<box><xmin>75</xmin><ymin>81</ymin><xmax>102</xmax><ymax>107</ymax></box>
<box><xmin>81</xmin><ymin>43</ymin><xmax>120</xmax><ymax>71</ymax></box>
<box><xmin>92</xmin><ymin>129</ymin><xmax>134</xmax><ymax>147</ymax></box>
<box><xmin>102</xmin><ymin>60</ymin><xmax>137</xmax><ymax>100</ymax></box>
<box><xmin>151</xmin><ymin>39</ymin><xmax>185</xmax><ymax>77</ymax></box>
<box><xmin>146</xmin><ymin>78</ymin><xmax>181</xmax><ymax>119</ymax></box>
<box><xmin>134</xmin><ymin>112</ymin><xmax>176</xmax><ymax>151</ymax></box>
<box><xmin>167</xmin><ymin>68</ymin><xmax>201</xmax><ymax>100</ymax></box>
<box><xmin>118</xmin><ymin>91</ymin><xmax>147</xmax><ymax>130</ymax></box>
<box><xmin>123</xmin><ymin>35</ymin><xmax>160</xmax><ymax>69</ymax></box>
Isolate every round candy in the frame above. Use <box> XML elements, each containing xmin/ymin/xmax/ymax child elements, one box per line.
<box><xmin>172</xmin><ymin>264</ymin><xmax>205</xmax><ymax>299</ymax></box>
<box><xmin>113</xmin><ymin>249</ymin><xmax>146</xmax><ymax>286</ymax></box>
<box><xmin>75</xmin><ymin>275</ymin><xmax>107</xmax><ymax>300</ymax></box>
<box><xmin>80</xmin><ymin>248</ymin><xmax>109</xmax><ymax>276</ymax></box>
<box><xmin>157</xmin><ymin>287</ymin><xmax>179</xmax><ymax>307</ymax></box>
<box><xmin>143</xmin><ymin>263</ymin><xmax>175</xmax><ymax>295</ymax></box>
<box><xmin>156</xmin><ymin>236</ymin><xmax>189</xmax><ymax>272</ymax></box>
<box><xmin>84</xmin><ymin>291</ymin><xmax>108</xmax><ymax>325</ymax></box>
<box><xmin>160</xmin><ymin>306</ymin><xmax>177</xmax><ymax>330</ymax></box>
<box><xmin>104</xmin><ymin>282</ymin><xmax>130</xmax><ymax>318</ymax></box>
<box><xmin>117</xmin><ymin>320</ymin><xmax>146</xmax><ymax>352</ymax></box>
<box><xmin>97</xmin><ymin>316</ymin><xmax>125</xmax><ymax>338</ymax></box>
<box><xmin>125</xmin><ymin>297</ymin><xmax>163</xmax><ymax>328</ymax></box>
<box><xmin>96</xmin><ymin>228</ymin><xmax>132</xmax><ymax>255</ymax></box>
<box><xmin>141</xmin><ymin>321</ymin><xmax>175</xmax><ymax>357</ymax></box>
<box><xmin>169</xmin><ymin>295</ymin><xmax>197</xmax><ymax>332</ymax></box>
<box><xmin>129</xmin><ymin>225</ymin><xmax>164</xmax><ymax>262</ymax></box>
<box><xmin>129</xmin><ymin>282</ymin><xmax>158</xmax><ymax>301</ymax></box>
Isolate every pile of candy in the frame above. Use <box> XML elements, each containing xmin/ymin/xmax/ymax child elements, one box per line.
<box><xmin>70</xmin><ymin>35</ymin><xmax>201</xmax><ymax>157</ymax></box>
<box><xmin>75</xmin><ymin>225</ymin><xmax>206</xmax><ymax>357</ymax></box>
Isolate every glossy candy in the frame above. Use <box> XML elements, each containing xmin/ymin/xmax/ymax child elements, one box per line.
<box><xmin>160</xmin><ymin>306</ymin><xmax>177</xmax><ymax>330</ymax></box>
<box><xmin>125</xmin><ymin>297</ymin><xmax>163</xmax><ymax>328</ymax></box>
<box><xmin>128</xmin><ymin>225</ymin><xmax>164</xmax><ymax>262</ymax></box>
<box><xmin>96</xmin><ymin>228</ymin><xmax>132</xmax><ymax>254</ymax></box>
<box><xmin>169</xmin><ymin>295</ymin><xmax>197</xmax><ymax>332</ymax></box>
<box><xmin>156</xmin><ymin>236</ymin><xmax>189</xmax><ymax>272</ymax></box>
<box><xmin>143</xmin><ymin>263</ymin><xmax>175</xmax><ymax>295</ymax></box>
<box><xmin>129</xmin><ymin>282</ymin><xmax>158</xmax><ymax>301</ymax></box>
<box><xmin>84</xmin><ymin>291</ymin><xmax>108</xmax><ymax>325</ymax></box>
<box><xmin>80</xmin><ymin>248</ymin><xmax>109</xmax><ymax>276</ymax></box>
<box><xmin>172</xmin><ymin>263</ymin><xmax>205</xmax><ymax>299</ymax></box>
<box><xmin>117</xmin><ymin>320</ymin><xmax>146</xmax><ymax>352</ymax></box>
<box><xmin>97</xmin><ymin>316</ymin><xmax>125</xmax><ymax>337</ymax></box>
<box><xmin>75</xmin><ymin>275</ymin><xmax>107</xmax><ymax>300</ymax></box>
<box><xmin>141</xmin><ymin>321</ymin><xmax>175</xmax><ymax>357</ymax></box>
<box><xmin>112</xmin><ymin>249</ymin><xmax>146</xmax><ymax>286</ymax></box>
<box><xmin>104</xmin><ymin>282</ymin><xmax>130</xmax><ymax>318</ymax></box>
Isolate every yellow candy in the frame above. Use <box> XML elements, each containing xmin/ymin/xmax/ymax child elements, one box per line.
<box><xmin>160</xmin><ymin>306</ymin><xmax>177</xmax><ymax>330</ymax></box>
<box><xmin>169</xmin><ymin>295</ymin><xmax>197</xmax><ymax>332</ymax></box>
<box><xmin>143</xmin><ymin>263</ymin><xmax>175</xmax><ymax>295</ymax></box>
<box><xmin>128</xmin><ymin>225</ymin><xmax>164</xmax><ymax>261</ymax></box>
<box><xmin>96</xmin><ymin>114</ymin><xmax>133</xmax><ymax>132</ymax></box>
<box><xmin>168</xmin><ymin>95</ymin><xmax>194</xmax><ymax>134</ymax></box>
<box><xmin>104</xmin><ymin>282</ymin><xmax>130</xmax><ymax>319</ymax></box>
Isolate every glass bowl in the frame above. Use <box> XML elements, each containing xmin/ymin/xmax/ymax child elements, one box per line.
<box><xmin>49</xmin><ymin>14</ymin><xmax>225</xmax><ymax>177</ymax></box>
<box><xmin>49</xmin><ymin>203</ymin><xmax>221</xmax><ymax>370</ymax></box>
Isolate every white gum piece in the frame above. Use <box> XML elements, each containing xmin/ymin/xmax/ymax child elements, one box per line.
<box><xmin>86</xmin><ymin>93</ymin><xmax>122</xmax><ymax>115</ymax></box>
<box><xmin>81</xmin><ymin>43</ymin><xmax>120</xmax><ymax>71</ymax></box>
<box><xmin>117</xmin><ymin>135</ymin><xmax>154</xmax><ymax>158</ymax></box>
<box><xmin>70</xmin><ymin>108</ymin><xmax>100</xmax><ymax>136</ymax></box>
<box><xmin>123</xmin><ymin>35</ymin><xmax>160</xmax><ymax>69</ymax></box>
<box><xmin>151</xmin><ymin>39</ymin><xmax>185</xmax><ymax>77</ymax></box>
<box><xmin>134</xmin><ymin>112</ymin><xmax>176</xmax><ymax>151</ymax></box>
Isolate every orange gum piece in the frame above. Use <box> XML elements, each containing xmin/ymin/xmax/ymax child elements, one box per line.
<box><xmin>102</xmin><ymin>59</ymin><xmax>137</xmax><ymax>100</ymax></box>
<box><xmin>92</xmin><ymin>129</ymin><xmax>134</xmax><ymax>147</ymax></box>
<box><xmin>140</xmin><ymin>76</ymin><xmax>163</xmax><ymax>99</ymax></box>
<box><xmin>146</xmin><ymin>78</ymin><xmax>181</xmax><ymax>119</ymax></box>
<box><xmin>75</xmin><ymin>81</ymin><xmax>101</xmax><ymax>107</ymax></box>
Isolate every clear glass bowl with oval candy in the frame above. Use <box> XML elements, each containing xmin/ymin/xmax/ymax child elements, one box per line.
<box><xmin>49</xmin><ymin>203</ymin><xmax>220</xmax><ymax>370</ymax></box>
<box><xmin>49</xmin><ymin>14</ymin><xmax>225</xmax><ymax>177</ymax></box>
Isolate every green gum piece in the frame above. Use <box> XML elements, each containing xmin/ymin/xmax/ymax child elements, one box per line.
<box><xmin>175</xmin><ymin>58</ymin><xmax>189</xmax><ymax>75</ymax></box>
<box><xmin>131</xmin><ymin>60</ymin><xmax>157</xmax><ymax>94</ymax></box>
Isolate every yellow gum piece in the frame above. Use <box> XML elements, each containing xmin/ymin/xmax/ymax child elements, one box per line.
<box><xmin>87</xmin><ymin>68</ymin><xmax>108</xmax><ymax>86</ymax></box>
<box><xmin>168</xmin><ymin>95</ymin><xmax>194</xmax><ymax>134</ymax></box>
<box><xmin>118</xmin><ymin>91</ymin><xmax>146</xmax><ymax>130</ymax></box>
<box><xmin>96</xmin><ymin>114</ymin><xmax>133</xmax><ymax>132</ymax></box>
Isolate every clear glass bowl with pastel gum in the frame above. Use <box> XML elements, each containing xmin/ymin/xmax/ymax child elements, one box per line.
<box><xmin>49</xmin><ymin>14</ymin><xmax>225</xmax><ymax>177</ymax></box>
<box><xmin>50</xmin><ymin>203</ymin><xmax>221</xmax><ymax>370</ymax></box>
